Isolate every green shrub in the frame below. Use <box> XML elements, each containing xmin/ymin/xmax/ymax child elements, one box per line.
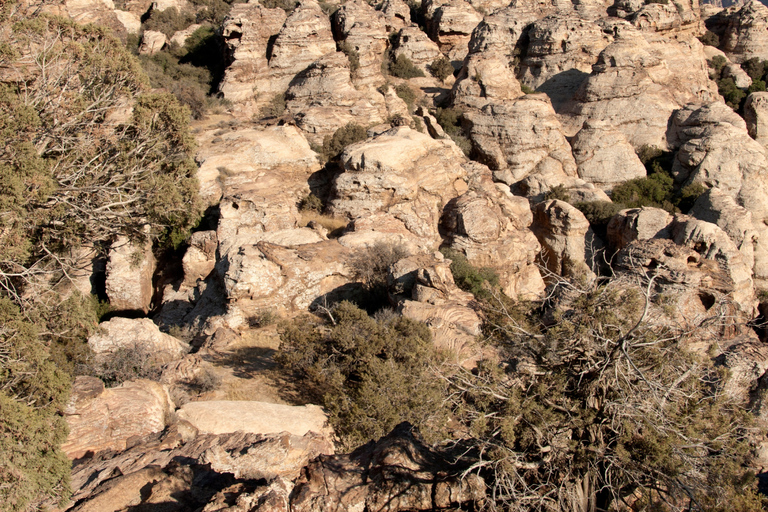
<box><xmin>708</xmin><ymin>54</ymin><xmax>727</xmax><ymax>77</ymax></box>
<box><xmin>276</xmin><ymin>301</ymin><xmax>448</xmax><ymax>449</ymax></box>
<box><xmin>520</xmin><ymin>84</ymin><xmax>536</xmax><ymax>94</ymax></box>
<box><xmin>611</xmin><ymin>172</ymin><xmax>675</xmax><ymax>211</ymax></box>
<box><xmin>575</xmin><ymin>201</ymin><xmax>623</xmax><ymax>238</ymax></box>
<box><xmin>741</xmin><ymin>57</ymin><xmax>767</xmax><ymax>82</ymax></box>
<box><xmin>749</xmin><ymin>79</ymin><xmax>767</xmax><ymax>93</ymax></box>
<box><xmin>394</xmin><ymin>83</ymin><xmax>416</xmax><ymax>110</ymax></box>
<box><xmin>350</xmin><ymin>242</ymin><xmax>408</xmax><ymax>310</ymax></box>
<box><xmin>389</xmin><ymin>54</ymin><xmax>425</xmax><ymax>79</ymax></box>
<box><xmin>698</xmin><ymin>30</ymin><xmax>719</xmax><ymax>47</ymax></box>
<box><xmin>298</xmin><ymin>193</ymin><xmax>324</xmax><ymax>213</ymax></box>
<box><xmin>190</xmin><ymin>0</ymin><xmax>235</xmax><ymax>25</ymax></box>
<box><xmin>0</xmin><ymin>298</ymin><xmax>72</xmax><ymax>511</ymax></box>
<box><xmin>717</xmin><ymin>77</ymin><xmax>747</xmax><ymax>110</ymax></box>
<box><xmin>440</xmin><ymin>248</ymin><xmax>499</xmax><ymax>300</ymax></box>
<box><xmin>143</xmin><ymin>7</ymin><xmax>195</xmax><ymax>38</ymax></box>
<box><xmin>434</xmin><ymin>106</ymin><xmax>462</xmax><ymax>136</ymax></box>
<box><xmin>259</xmin><ymin>92</ymin><xmax>286</xmax><ymax>118</ymax></box>
<box><xmin>321</xmin><ymin>123</ymin><xmax>367</xmax><ymax>161</ymax></box>
<box><xmin>429</xmin><ymin>56</ymin><xmax>454</xmax><ymax>81</ymax></box>
<box><xmin>544</xmin><ymin>184</ymin><xmax>571</xmax><ymax>203</ymax></box>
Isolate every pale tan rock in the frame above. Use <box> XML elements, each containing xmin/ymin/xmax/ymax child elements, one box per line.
<box><xmin>532</xmin><ymin>199</ymin><xmax>594</xmax><ymax>279</ymax></box>
<box><xmin>391</xmin><ymin>254</ymin><xmax>483</xmax><ymax>366</ymax></box>
<box><xmin>105</xmin><ymin>235</ymin><xmax>156</xmax><ymax>313</ymax></box>
<box><xmin>329</xmin><ymin>126</ymin><xmax>468</xmax><ymax>245</ymax></box>
<box><xmin>333</xmin><ymin>0</ymin><xmax>389</xmax><ymax>87</ymax></box>
<box><xmin>71</xmin><ymin>467</ymin><xmax>167</xmax><ymax>512</ymax></box>
<box><xmin>571</xmin><ymin>118</ymin><xmax>647</xmax><ymax>190</ymax></box>
<box><xmin>285</xmin><ymin>52</ymin><xmax>387</xmax><ymax>144</ymax></box>
<box><xmin>114</xmin><ymin>10</ymin><xmax>142</xmax><ymax>34</ymax></box>
<box><xmin>452</xmin><ymin>53</ymin><xmax>524</xmax><ymax>109</ymax></box>
<box><xmin>671</xmin><ymin>214</ymin><xmax>757</xmax><ymax>313</ymax></box>
<box><xmin>744</xmin><ymin>91</ymin><xmax>768</xmax><ymax>148</ymax></box>
<box><xmin>380</xmin><ymin>0</ymin><xmax>412</xmax><ymax>31</ymax></box>
<box><xmin>442</xmin><ymin>167</ymin><xmax>545</xmax><ymax>298</ymax></box>
<box><xmin>607</xmin><ymin>207</ymin><xmax>674</xmax><ymax>251</ymax></box>
<box><xmin>518</xmin><ymin>15</ymin><xmax>614</xmax><ymax>109</ymax></box>
<box><xmin>139</xmin><ymin>30</ymin><xmax>167</xmax><ymax>55</ymax></box>
<box><xmin>176</xmin><ymin>400</ymin><xmax>331</xmax><ymax>438</ymax></box>
<box><xmin>561</xmin><ymin>29</ymin><xmax>719</xmax><ymax>149</ymax></box>
<box><xmin>670</xmin><ymin>103</ymin><xmax>768</xmax><ymax>228</ymax></box>
<box><xmin>464</xmin><ymin>95</ymin><xmax>578</xmax><ymax>187</ymax></box>
<box><xmin>219</xmin><ymin>3</ymin><xmax>287</xmax><ymax>114</ymax></box>
<box><xmin>170</xmin><ymin>23</ymin><xmax>202</xmax><ymax>47</ymax></box>
<box><xmin>631</xmin><ymin>1</ymin><xmax>702</xmax><ymax>36</ymax></box>
<box><xmin>88</xmin><ymin>317</ymin><xmax>189</xmax><ymax>364</ymax></box>
<box><xmin>62</xmin><ymin>377</ymin><xmax>173</xmax><ymax>459</ymax></box>
<box><xmin>719</xmin><ymin>0</ymin><xmax>768</xmax><ymax>64</ymax></box>
<box><xmin>690</xmin><ymin>188</ymin><xmax>759</xmax><ymax>274</ymax></box>
<box><xmin>219</xmin><ymin>240</ymin><xmax>355</xmax><ymax>318</ymax></box>
<box><xmin>221</xmin><ymin>0</ymin><xmax>338</xmax><ymax>115</ymax></box>
<box><xmin>423</xmin><ymin>0</ymin><xmax>483</xmax><ymax>62</ymax></box>
<box><xmin>154</xmin><ymin>0</ymin><xmax>190</xmax><ymax>11</ymax></box>
<box><xmin>392</xmin><ymin>27</ymin><xmax>443</xmax><ymax>75</ymax></box>
<box><xmin>723</xmin><ymin>62</ymin><xmax>753</xmax><ymax>88</ymax></box>
<box><xmin>183</xmin><ymin>230</ymin><xmax>218</xmax><ymax>285</ymax></box>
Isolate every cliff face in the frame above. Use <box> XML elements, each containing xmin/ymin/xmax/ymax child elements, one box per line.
<box><xmin>22</xmin><ymin>0</ymin><xmax>768</xmax><ymax>509</ymax></box>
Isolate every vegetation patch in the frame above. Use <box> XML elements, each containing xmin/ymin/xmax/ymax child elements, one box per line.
<box><xmin>429</xmin><ymin>56</ymin><xmax>454</xmax><ymax>82</ymax></box>
<box><xmin>389</xmin><ymin>54</ymin><xmax>425</xmax><ymax>79</ymax></box>
<box><xmin>320</xmin><ymin>123</ymin><xmax>367</xmax><ymax>161</ymax></box>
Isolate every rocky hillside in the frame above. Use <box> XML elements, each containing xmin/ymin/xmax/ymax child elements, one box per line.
<box><xmin>6</xmin><ymin>0</ymin><xmax>768</xmax><ymax>510</ymax></box>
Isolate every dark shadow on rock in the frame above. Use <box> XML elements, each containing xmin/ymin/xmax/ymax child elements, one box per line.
<box><xmin>536</xmin><ymin>69</ymin><xmax>590</xmax><ymax>113</ymax></box>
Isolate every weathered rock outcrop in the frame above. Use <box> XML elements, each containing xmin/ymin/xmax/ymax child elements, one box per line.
<box><xmin>717</xmin><ymin>0</ymin><xmax>768</xmax><ymax>64</ymax></box>
<box><xmin>285</xmin><ymin>52</ymin><xmax>387</xmax><ymax>144</ymax></box>
<box><xmin>62</xmin><ymin>377</ymin><xmax>174</xmax><ymax>459</ymax></box>
<box><xmin>518</xmin><ymin>15</ymin><xmax>615</xmax><ymax>109</ymax></box>
<box><xmin>607</xmin><ymin>207</ymin><xmax>674</xmax><ymax>251</ymax></box>
<box><xmin>333</xmin><ymin>0</ymin><xmax>389</xmax><ymax>87</ymax></box>
<box><xmin>176</xmin><ymin>400</ymin><xmax>331</xmax><ymax>438</ymax></box>
<box><xmin>561</xmin><ymin>29</ymin><xmax>718</xmax><ymax>149</ymax></box>
<box><xmin>532</xmin><ymin>200</ymin><xmax>593</xmax><ymax>279</ymax></box>
<box><xmin>139</xmin><ymin>29</ymin><xmax>166</xmax><ymax>55</ymax></box>
<box><xmin>570</xmin><ymin>118</ymin><xmax>647</xmax><ymax>190</ymax></box>
<box><xmin>105</xmin><ymin>235</ymin><xmax>155</xmax><ymax>313</ymax></box>
<box><xmin>452</xmin><ymin>53</ymin><xmax>524</xmax><ymax>109</ymax></box>
<box><xmin>290</xmin><ymin>423</ymin><xmax>486</xmax><ymax>512</ymax></box>
<box><xmin>392</xmin><ymin>27</ymin><xmax>443</xmax><ymax>75</ymax></box>
<box><xmin>423</xmin><ymin>0</ymin><xmax>483</xmax><ymax>62</ymax></box>
<box><xmin>69</xmin><ymin>427</ymin><xmax>333</xmax><ymax>509</ymax></box>
<box><xmin>744</xmin><ymin>91</ymin><xmax>768</xmax><ymax>148</ymax></box>
<box><xmin>463</xmin><ymin>95</ymin><xmax>578</xmax><ymax>193</ymax></box>
<box><xmin>387</xmin><ymin>253</ymin><xmax>484</xmax><ymax>364</ymax></box>
<box><xmin>442</xmin><ymin>164</ymin><xmax>545</xmax><ymax>299</ymax></box>
<box><xmin>329</xmin><ymin>127</ymin><xmax>469</xmax><ymax>248</ymax></box>
<box><xmin>88</xmin><ymin>317</ymin><xmax>190</xmax><ymax>364</ymax></box>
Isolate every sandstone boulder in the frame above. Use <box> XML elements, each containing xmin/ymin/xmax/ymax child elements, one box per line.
<box><xmin>571</xmin><ymin>118</ymin><xmax>647</xmax><ymax>190</ymax></box>
<box><xmin>607</xmin><ymin>207</ymin><xmax>674</xmax><ymax>251</ymax></box>
<box><xmin>170</xmin><ymin>23</ymin><xmax>203</xmax><ymax>47</ymax></box>
<box><xmin>452</xmin><ymin>53</ymin><xmax>524</xmax><ymax>109</ymax></box>
<box><xmin>285</xmin><ymin>52</ymin><xmax>387</xmax><ymax>144</ymax></box>
<box><xmin>41</xmin><ymin>0</ymin><xmax>127</xmax><ymax>39</ymax></box>
<box><xmin>329</xmin><ymin>126</ymin><xmax>468</xmax><ymax>246</ymax></box>
<box><xmin>442</xmin><ymin>164</ymin><xmax>545</xmax><ymax>299</ymax></box>
<box><xmin>290</xmin><ymin>423</ymin><xmax>486</xmax><ymax>512</ymax></box>
<box><xmin>423</xmin><ymin>0</ymin><xmax>483</xmax><ymax>62</ymax></box>
<box><xmin>392</xmin><ymin>27</ymin><xmax>443</xmax><ymax>76</ymax></box>
<box><xmin>139</xmin><ymin>30</ymin><xmax>167</xmax><ymax>55</ymax></box>
<box><xmin>183</xmin><ymin>230</ymin><xmax>218</xmax><ymax>285</ymax></box>
<box><xmin>88</xmin><ymin>317</ymin><xmax>189</xmax><ymax>364</ymax></box>
<box><xmin>463</xmin><ymin>95</ymin><xmax>578</xmax><ymax>189</ymax></box>
<box><xmin>62</xmin><ymin>377</ymin><xmax>173</xmax><ymax>459</ymax></box>
<box><xmin>718</xmin><ymin>0</ymin><xmax>768</xmax><ymax>64</ymax></box>
<box><xmin>532</xmin><ymin>200</ymin><xmax>594</xmax><ymax>279</ymax></box>
<box><xmin>114</xmin><ymin>10</ymin><xmax>141</xmax><ymax>34</ymax></box>
<box><xmin>176</xmin><ymin>400</ymin><xmax>331</xmax><ymax>438</ymax></box>
<box><xmin>518</xmin><ymin>15</ymin><xmax>614</xmax><ymax>109</ymax></box>
<box><xmin>105</xmin><ymin>235</ymin><xmax>155</xmax><ymax>313</ymax></box>
<box><xmin>630</xmin><ymin>2</ymin><xmax>701</xmax><ymax>36</ymax></box>
<box><xmin>380</xmin><ymin>0</ymin><xmax>412</xmax><ymax>31</ymax></box>
<box><xmin>69</xmin><ymin>428</ymin><xmax>333</xmax><ymax>508</ymax></box>
<box><xmin>219</xmin><ymin>3</ymin><xmax>288</xmax><ymax>115</ymax></box>
<box><xmin>561</xmin><ymin>28</ymin><xmax>718</xmax><ymax>149</ymax></box>
<box><xmin>333</xmin><ymin>0</ymin><xmax>389</xmax><ymax>87</ymax></box>
<box><xmin>722</xmin><ymin>61</ymin><xmax>753</xmax><ymax>88</ymax></box>
<box><xmin>744</xmin><ymin>91</ymin><xmax>768</xmax><ymax>148</ymax></box>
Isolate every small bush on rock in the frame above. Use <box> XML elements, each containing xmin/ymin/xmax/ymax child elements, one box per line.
<box><xmin>429</xmin><ymin>56</ymin><xmax>454</xmax><ymax>81</ymax></box>
<box><xmin>321</xmin><ymin>123</ymin><xmax>367</xmax><ymax>161</ymax></box>
<box><xmin>698</xmin><ymin>30</ymin><xmax>719</xmax><ymax>47</ymax></box>
<box><xmin>276</xmin><ymin>302</ymin><xmax>448</xmax><ymax>449</ymax></box>
<box><xmin>394</xmin><ymin>83</ymin><xmax>416</xmax><ymax>110</ymax></box>
<box><xmin>440</xmin><ymin>248</ymin><xmax>499</xmax><ymax>300</ymax></box>
<box><xmin>389</xmin><ymin>54</ymin><xmax>425</xmax><ymax>79</ymax></box>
